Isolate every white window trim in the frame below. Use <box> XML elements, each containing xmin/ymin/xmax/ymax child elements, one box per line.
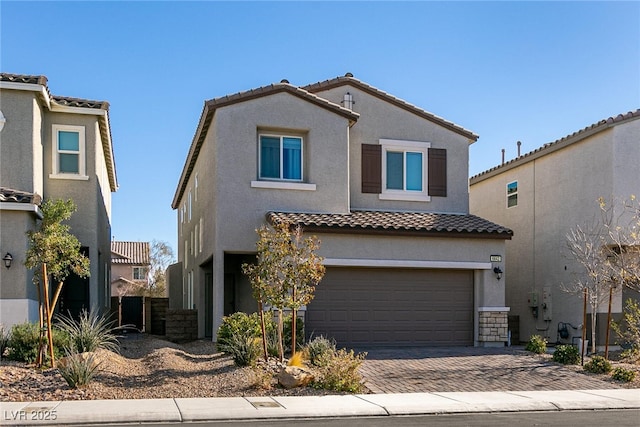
<box><xmin>258</xmin><ymin>134</ymin><xmax>304</xmax><ymax>182</ymax></box>
<box><xmin>507</xmin><ymin>180</ymin><xmax>518</xmax><ymax>208</ymax></box>
<box><xmin>132</xmin><ymin>266</ymin><xmax>147</xmax><ymax>280</ymax></box>
<box><xmin>379</xmin><ymin>139</ymin><xmax>430</xmax><ymax>202</ymax></box>
<box><xmin>50</xmin><ymin>124</ymin><xmax>88</xmax><ymax>180</ymax></box>
<box><xmin>251</xmin><ymin>180</ymin><xmax>316</xmax><ymax>191</ymax></box>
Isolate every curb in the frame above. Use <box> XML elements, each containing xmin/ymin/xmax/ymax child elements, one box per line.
<box><xmin>2</xmin><ymin>389</ymin><xmax>640</xmax><ymax>425</ymax></box>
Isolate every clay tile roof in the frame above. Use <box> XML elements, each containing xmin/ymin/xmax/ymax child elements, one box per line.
<box><xmin>0</xmin><ymin>187</ymin><xmax>42</xmax><ymax>204</ymax></box>
<box><xmin>111</xmin><ymin>241</ymin><xmax>150</xmax><ymax>265</ymax></box>
<box><xmin>470</xmin><ymin>109</ymin><xmax>640</xmax><ymax>182</ymax></box>
<box><xmin>205</xmin><ymin>82</ymin><xmax>359</xmax><ymax>122</ymax></box>
<box><xmin>303</xmin><ymin>73</ymin><xmax>479</xmax><ymax>142</ymax></box>
<box><xmin>52</xmin><ymin>95</ymin><xmax>109</xmax><ymax>110</ymax></box>
<box><xmin>0</xmin><ymin>72</ymin><xmax>48</xmax><ymax>86</ymax></box>
<box><xmin>1</xmin><ymin>73</ymin><xmax>109</xmax><ymax>110</ymax></box>
<box><xmin>267</xmin><ymin>210</ymin><xmax>513</xmax><ymax>239</ymax></box>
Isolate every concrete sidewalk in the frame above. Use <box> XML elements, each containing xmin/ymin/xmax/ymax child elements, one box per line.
<box><xmin>2</xmin><ymin>389</ymin><xmax>639</xmax><ymax>425</ymax></box>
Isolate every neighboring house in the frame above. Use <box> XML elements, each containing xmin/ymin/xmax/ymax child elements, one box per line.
<box><xmin>171</xmin><ymin>73</ymin><xmax>513</xmax><ymax>347</ymax></box>
<box><xmin>469</xmin><ymin>110</ymin><xmax>640</xmax><ymax>347</ymax></box>
<box><xmin>0</xmin><ymin>73</ymin><xmax>118</xmax><ymax>328</ymax></box>
<box><xmin>111</xmin><ymin>241</ymin><xmax>151</xmax><ymax>297</ymax></box>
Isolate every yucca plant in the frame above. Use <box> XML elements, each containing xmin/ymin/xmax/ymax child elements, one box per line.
<box><xmin>56</xmin><ymin>308</ymin><xmax>120</xmax><ymax>353</ymax></box>
<box><xmin>58</xmin><ymin>349</ymin><xmax>100</xmax><ymax>388</ymax></box>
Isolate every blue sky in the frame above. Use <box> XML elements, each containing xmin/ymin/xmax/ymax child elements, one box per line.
<box><xmin>2</xmin><ymin>1</ymin><xmax>638</xmax><ymax>254</ymax></box>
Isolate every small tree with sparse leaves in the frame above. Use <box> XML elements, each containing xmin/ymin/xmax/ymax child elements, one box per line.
<box><xmin>24</xmin><ymin>199</ymin><xmax>90</xmax><ymax>368</ymax></box>
<box><xmin>242</xmin><ymin>222</ymin><xmax>325</xmax><ymax>361</ymax></box>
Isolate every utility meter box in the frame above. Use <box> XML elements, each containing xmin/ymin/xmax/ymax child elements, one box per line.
<box><xmin>528</xmin><ymin>291</ymin><xmax>538</xmax><ymax>307</ymax></box>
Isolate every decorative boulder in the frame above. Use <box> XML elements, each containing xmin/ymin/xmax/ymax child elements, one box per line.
<box><xmin>277</xmin><ymin>366</ymin><xmax>314</xmax><ymax>389</ymax></box>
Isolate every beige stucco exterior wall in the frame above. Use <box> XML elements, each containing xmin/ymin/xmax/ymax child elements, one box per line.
<box><xmin>0</xmin><ymin>91</ymin><xmax>43</xmax><ymax>194</ymax></box>
<box><xmin>43</xmin><ymin>111</ymin><xmax>112</xmax><ymax>311</ymax></box>
<box><xmin>178</xmin><ymin>92</ymin><xmax>353</xmax><ymax>336</ymax></box>
<box><xmin>176</xmin><ymin>89</ymin><xmax>508</xmax><ymax>340</ymax></box>
<box><xmin>470</xmin><ymin>119</ymin><xmax>640</xmax><ymax>344</ymax></box>
<box><xmin>310</xmin><ymin>85</ymin><xmax>472</xmax><ymax>214</ymax></box>
<box><xmin>0</xmin><ymin>84</ymin><xmax>115</xmax><ymax>326</ymax></box>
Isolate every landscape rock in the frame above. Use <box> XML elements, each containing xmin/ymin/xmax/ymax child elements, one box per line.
<box><xmin>278</xmin><ymin>365</ymin><xmax>314</xmax><ymax>389</ymax></box>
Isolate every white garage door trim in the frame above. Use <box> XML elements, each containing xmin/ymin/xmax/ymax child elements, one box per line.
<box><xmin>307</xmin><ymin>267</ymin><xmax>475</xmax><ymax>347</ymax></box>
<box><xmin>324</xmin><ymin>257</ymin><xmax>491</xmax><ymax>270</ymax></box>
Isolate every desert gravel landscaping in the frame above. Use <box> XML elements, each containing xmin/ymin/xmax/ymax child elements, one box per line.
<box><xmin>0</xmin><ymin>333</ymin><xmax>338</xmax><ymax>402</ymax></box>
<box><xmin>1</xmin><ymin>333</ymin><xmax>638</xmax><ymax>402</ymax></box>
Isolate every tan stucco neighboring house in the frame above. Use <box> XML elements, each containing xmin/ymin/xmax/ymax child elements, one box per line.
<box><xmin>469</xmin><ymin>110</ymin><xmax>640</xmax><ymax>348</ymax></box>
<box><xmin>0</xmin><ymin>73</ymin><xmax>118</xmax><ymax>328</ymax></box>
<box><xmin>111</xmin><ymin>241</ymin><xmax>150</xmax><ymax>297</ymax></box>
<box><xmin>171</xmin><ymin>73</ymin><xmax>513</xmax><ymax>347</ymax></box>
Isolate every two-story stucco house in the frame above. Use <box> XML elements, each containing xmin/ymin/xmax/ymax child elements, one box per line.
<box><xmin>172</xmin><ymin>73</ymin><xmax>513</xmax><ymax>347</ymax></box>
<box><xmin>0</xmin><ymin>73</ymin><xmax>118</xmax><ymax>328</ymax></box>
<box><xmin>110</xmin><ymin>241</ymin><xmax>151</xmax><ymax>297</ymax></box>
<box><xmin>470</xmin><ymin>110</ymin><xmax>640</xmax><ymax>347</ymax></box>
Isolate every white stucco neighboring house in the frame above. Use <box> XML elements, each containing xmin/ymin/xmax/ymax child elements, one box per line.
<box><xmin>469</xmin><ymin>110</ymin><xmax>640</xmax><ymax>347</ymax></box>
<box><xmin>0</xmin><ymin>73</ymin><xmax>118</xmax><ymax>328</ymax></box>
<box><xmin>171</xmin><ymin>73</ymin><xmax>513</xmax><ymax>347</ymax></box>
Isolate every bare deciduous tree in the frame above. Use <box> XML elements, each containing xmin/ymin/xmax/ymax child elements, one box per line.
<box><xmin>565</xmin><ymin>196</ymin><xmax>640</xmax><ymax>354</ymax></box>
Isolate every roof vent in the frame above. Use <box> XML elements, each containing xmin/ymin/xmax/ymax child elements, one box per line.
<box><xmin>280</xmin><ymin>79</ymin><xmax>289</xmax><ymax>84</ymax></box>
<box><xmin>342</xmin><ymin>92</ymin><xmax>354</xmax><ymax>110</ymax></box>
<box><xmin>344</xmin><ymin>72</ymin><xmax>353</xmax><ymax>77</ymax></box>
<box><xmin>517</xmin><ymin>140</ymin><xmax>522</xmax><ymax>157</ymax></box>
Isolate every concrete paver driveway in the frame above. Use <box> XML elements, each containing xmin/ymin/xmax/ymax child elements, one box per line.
<box><xmin>358</xmin><ymin>346</ymin><xmax>622</xmax><ymax>393</ymax></box>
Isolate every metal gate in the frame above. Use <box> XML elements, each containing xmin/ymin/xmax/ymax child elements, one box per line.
<box><xmin>120</xmin><ymin>296</ymin><xmax>143</xmax><ymax>331</ymax></box>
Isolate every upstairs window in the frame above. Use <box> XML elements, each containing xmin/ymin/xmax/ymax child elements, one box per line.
<box><xmin>51</xmin><ymin>124</ymin><xmax>87</xmax><ymax>179</ymax></box>
<box><xmin>259</xmin><ymin>134</ymin><xmax>302</xmax><ymax>181</ymax></box>
<box><xmin>380</xmin><ymin>139</ymin><xmax>429</xmax><ymax>201</ymax></box>
<box><xmin>133</xmin><ymin>267</ymin><xmax>148</xmax><ymax>280</ymax></box>
<box><xmin>386</xmin><ymin>150</ymin><xmax>423</xmax><ymax>191</ymax></box>
<box><xmin>507</xmin><ymin>181</ymin><xmax>518</xmax><ymax>207</ymax></box>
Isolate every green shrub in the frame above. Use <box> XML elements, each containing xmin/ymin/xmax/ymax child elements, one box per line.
<box><xmin>56</xmin><ymin>308</ymin><xmax>120</xmax><ymax>353</ymax></box>
<box><xmin>553</xmin><ymin>344</ymin><xmax>580</xmax><ymax>365</ymax></box>
<box><xmin>58</xmin><ymin>350</ymin><xmax>100</xmax><ymax>388</ymax></box>
<box><xmin>583</xmin><ymin>355</ymin><xmax>612</xmax><ymax>374</ymax></box>
<box><xmin>305</xmin><ymin>335</ymin><xmax>336</xmax><ymax>367</ymax></box>
<box><xmin>216</xmin><ymin>312</ymin><xmax>262</xmax><ymax>352</ymax></box>
<box><xmin>612</xmin><ymin>367</ymin><xmax>636</xmax><ymax>382</ymax></box>
<box><xmin>217</xmin><ymin>311</ymin><xmax>305</xmax><ymax>359</ymax></box>
<box><xmin>7</xmin><ymin>322</ymin><xmax>70</xmax><ymax>363</ymax></box>
<box><xmin>312</xmin><ymin>348</ymin><xmax>367</xmax><ymax>393</ymax></box>
<box><xmin>613</xmin><ymin>298</ymin><xmax>640</xmax><ymax>357</ymax></box>
<box><xmin>525</xmin><ymin>335</ymin><xmax>547</xmax><ymax>354</ymax></box>
<box><xmin>0</xmin><ymin>324</ymin><xmax>10</xmax><ymax>358</ymax></box>
<box><xmin>217</xmin><ymin>332</ymin><xmax>261</xmax><ymax>367</ymax></box>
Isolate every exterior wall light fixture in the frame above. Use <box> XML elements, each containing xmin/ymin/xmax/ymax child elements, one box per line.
<box><xmin>3</xmin><ymin>253</ymin><xmax>13</xmax><ymax>269</ymax></box>
<box><xmin>493</xmin><ymin>266</ymin><xmax>503</xmax><ymax>280</ymax></box>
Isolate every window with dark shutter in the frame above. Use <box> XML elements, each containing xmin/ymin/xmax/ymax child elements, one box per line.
<box><xmin>362</xmin><ymin>144</ymin><xmax>381</xmax><ymax>193</ymax></box>
<box><xmin>428</xmin><ymin>148</ymin><xmax>447</xmax><ymax>197</ymax></box>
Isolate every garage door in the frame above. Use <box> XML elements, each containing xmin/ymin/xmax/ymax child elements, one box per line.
<box><xmin>306</xmin><ymin>268</ymin><xmax>473</xmax><ymax>347</ymax></box>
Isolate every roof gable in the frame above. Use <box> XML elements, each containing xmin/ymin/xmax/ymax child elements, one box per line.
<box><xmin>0</xmin><ymin>73</ymin><xmax>118</xmax><ymax>192</ymax></box>
<box><xmin>303</xmin><ymin>73</ymin><xmax>479</xmax><ymax>142</ymax></box>
<box><xmin>111</xmin><ymin>241</ymin><xmax>150</xmax><ymax>265</ymax></box>
<box><xmin>172</xmin><ymin>81</ymin><xmax>360</xmax><ymax>208</ymax></box>
<box><xmin>470</xmin><ymin>109</ymin><xmax>640</xmax><ymax>184</ymax></box>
